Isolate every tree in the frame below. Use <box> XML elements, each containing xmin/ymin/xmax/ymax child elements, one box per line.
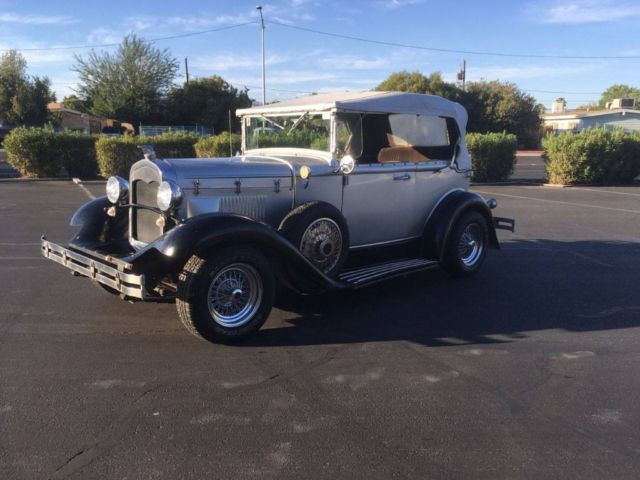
<box><xmin>61</xmin><ymin>94</ymin><xmax>90</xmax><ymax>113</ymax></box>
<box><xmin>464</xmin><ymin>81</ymin><xmax>542</xmax><ymax>149</ymax></box>
<box><xmin>73</xmin><ymin>35</ymin><xmax>179</xmax><ymax>127</ymax></box>
<box><xmin>555</xmin><ymin>97</ymin><xmax>567</xmax><ymax>108</ymax></box>
<box><xmin>598</xmin><ymin>84</ymin><xmax>640</xmax><ymax>109</ymax></box>
<box><xmin>376</xmin><ymin>70</ymin><xmax>458</xmax><ymax>98</ymax></box>
<box><xmin>163</xmin><ymin>76</ymin><xmax>251</xmax><ymax>133</ymax></box>
<box><xmin>375</xmin><ymin>70</ymin><xmax>542</xmax><ymax>148</ymax></box>
<box><xmin>0</xmin><ymin>50</ymin><xmax>54</xmax><ymax>126</ymax></box>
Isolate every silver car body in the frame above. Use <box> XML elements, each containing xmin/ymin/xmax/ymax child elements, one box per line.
<box><xmin>128</xmin><ymin>91</ymin><xmax>472</xmax><ymax>250</ymax></box>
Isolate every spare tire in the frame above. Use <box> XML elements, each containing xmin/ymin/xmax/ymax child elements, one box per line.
<box><xmin>279</xmin><ymin>202</ymin><xmax>349</xmax><ymax>278</ymax></box>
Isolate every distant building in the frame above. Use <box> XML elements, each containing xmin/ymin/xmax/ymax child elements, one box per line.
<box><xmin>543</xmin><ymin>98</ymin><xmax>640</xmax><ymax>134</ymax></box>
<box><xmin>47</xmin><ymin>103</ymin><xmax>103</xmax><ymax>134</ymax></box>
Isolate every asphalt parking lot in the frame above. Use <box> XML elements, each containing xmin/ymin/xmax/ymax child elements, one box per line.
<box><xmin>1</xmin><ymin>179</ymin><xmax>640</xmax><ymax>479</ymax></box>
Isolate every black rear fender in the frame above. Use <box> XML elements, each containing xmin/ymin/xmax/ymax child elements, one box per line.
<box><xmin>422</xmin><ymin>191</ymin><xmax>499</xmax><ymax>261</ymax></box>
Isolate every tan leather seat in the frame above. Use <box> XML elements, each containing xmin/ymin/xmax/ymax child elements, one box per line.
<box><xmin>377</xmin><ymin>146</ymin><xmax>429</xmax><ymax>164</ymax></box>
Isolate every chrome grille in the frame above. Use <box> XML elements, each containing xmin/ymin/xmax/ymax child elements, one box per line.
<box><xmin>132</xmin><ymin>179</ymin><xmax>161</xmax><ymax>244</ymax></box>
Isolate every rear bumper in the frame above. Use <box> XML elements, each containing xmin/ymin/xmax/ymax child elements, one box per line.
<box><xmin>41</xmin><ymin>237</ymin><xmax>147</xmax><ymax>299</ymax></box>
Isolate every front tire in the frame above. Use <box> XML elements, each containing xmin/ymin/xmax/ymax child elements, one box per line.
<box><xmin>441</xmin><ymin>211</ymin><xmax>489</xmax><ymax>277</ymax></box>
<box><xmin>176</xmin><ymin>247</ymin><xmax>275</xmax><ymax>343</ymax></box>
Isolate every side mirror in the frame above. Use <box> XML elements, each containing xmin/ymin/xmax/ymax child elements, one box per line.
<box><xmin>338</xmin><ymin>155</ymin><xmax>355</xmax><ymax>175</ymax></box>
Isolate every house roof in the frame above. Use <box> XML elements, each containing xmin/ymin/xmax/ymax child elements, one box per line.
<box><xmin>236</xmin><ymin>91</ymin><xmax>468</xmax><ymax>129</ymax></box>
<box><xmin>543</xmin><ymin>108</ymin><xmax>640</xmax><ymax>120</ymax></box>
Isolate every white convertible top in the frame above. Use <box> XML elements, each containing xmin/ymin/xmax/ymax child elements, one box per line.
<box><xmin>237</xmin><ymin>91</ymin><xmax>468</xmax><ymax>132</ymax></box>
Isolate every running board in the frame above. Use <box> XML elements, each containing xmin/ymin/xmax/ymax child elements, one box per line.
<box><xmin>339</xmin><ymin>258</ymin><xmax>438</xmax><ymax>288</ymax></box>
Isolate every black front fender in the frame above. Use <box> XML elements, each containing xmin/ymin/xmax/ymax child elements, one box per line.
<box><xmin>152</xmin><ymin>213</ymin><xmax>341</xmax><ymax>293</ymax></box>
<box><xmin>69</xmin><ymin>196</ymin><xmax>129</xmax><ymax>250</ymax></box>
<box><xmin>422</xmin><ymin>191</ymin><xmax>500</xmax><ymax>261</ymax></box>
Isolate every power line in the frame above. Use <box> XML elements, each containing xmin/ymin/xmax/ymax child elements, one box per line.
<box><xmin>267</xmin><ymin>20</ymin><xmax>640</xmax><ymax>60</ymax></box>
<box><xmin>525</xmin><ymin>89</ymin><xmax>602</xmax><ymax>95</ymax></box>
<box><xmin>0</xmin><ymin>21</ymin><xmax>257</xmax><ymax>53</ymax></box>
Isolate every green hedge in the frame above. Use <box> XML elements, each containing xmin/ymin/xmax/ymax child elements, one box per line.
<box><xmin>543</xmin><ymin>128</ymin><xmax>640</xmax><ymax>185</ymax></box>
<box><xmin>4</xmin><ymin>128</ymin><xmax>97</xmax><ymax>178</ymax></box>
<box><xmin>194</xmin><ymin>132</ymin><xmax>241</xmax><ymax>158</ymax></box>
<box><xmin>96</xmin><ymin>131</ymin><xmax>198</xmax><ymax>177</ymax></box>
<box><xmin>466</xmin><ymin>132</ymin><xmax>518</xmax><ymax>182</ymax></box>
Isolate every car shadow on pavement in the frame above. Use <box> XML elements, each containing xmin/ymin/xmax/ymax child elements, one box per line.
<box><xmin>242</xmin><ymin>239</ymin><xmax>640</xmax><ymax>348</ymax></box>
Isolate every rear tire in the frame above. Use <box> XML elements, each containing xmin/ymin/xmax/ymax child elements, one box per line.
<box><xmin>176</xmin><ymin>247</ymin><xmax>275</xmax><ymax>343</ymax></box>
<box><xmin>279</xmin><ymin>202</ymin><xmax>349</xmax><ymax>278</ymax></box>
<box><xmin>441</xmin><ymin>211</ymin><xmax>489</xmax><ymax>277</ymax></box>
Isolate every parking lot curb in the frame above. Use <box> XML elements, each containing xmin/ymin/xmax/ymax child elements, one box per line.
<box><xmin>0</xmin><ymin>177</ymin><xmax>73</xmax><ymax>183</ymax></box>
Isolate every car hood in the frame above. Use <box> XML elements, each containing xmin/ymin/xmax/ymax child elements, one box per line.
<box><xmin>162</xmin><ymin>155</ymin><xmax>294</xmax><ymax>189</ymax></box>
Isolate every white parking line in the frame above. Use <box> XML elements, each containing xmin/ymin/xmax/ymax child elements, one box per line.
<box><xmin>474</xmin><ymin>190</ymin><xmax>640</xmax><ymax>215</ymax></box>
<box><xmin>76</xmin><ymin>183</ymin><xmax>96</xmax><ymax>200</ymax></box>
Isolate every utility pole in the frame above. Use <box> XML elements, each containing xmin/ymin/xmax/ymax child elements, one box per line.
<box><xmin>185</xmin><ymin>57</ymin><xmax>190</xmax><ymax>84</ymax></box>
<box><xmin>456</xmin><ymin>59</ymin><xmax>466</xmax><ymax>91</ymax></box>
<box><xmin>256</xmin><ymin>5</ymin><xmax>266</xmax><ymax>106</ymax></box>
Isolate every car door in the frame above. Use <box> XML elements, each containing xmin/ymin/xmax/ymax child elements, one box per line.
<box><xmin>341</xmin><ymin>160</ymin><xmax>418</xmax><ymax>247</ymax></box>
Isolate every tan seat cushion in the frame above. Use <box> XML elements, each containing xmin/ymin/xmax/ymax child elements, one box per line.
<box><xmin>377</xmin><ymin>146</ymin><xmax>429</xmax><ymax>164</ymax></box>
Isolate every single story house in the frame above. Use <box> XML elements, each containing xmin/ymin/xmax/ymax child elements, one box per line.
<box><xmin>543</xmin><ymin>108</ymin><xmax>640</xmax><ymax>134</ymax></box>
<box><xmin>47</xmin><ymin>103</ymin><xmax>103</xmax><ymax>134</ymax></box>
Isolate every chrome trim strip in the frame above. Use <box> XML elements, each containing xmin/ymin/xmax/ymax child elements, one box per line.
<box><xmin>339</xmin><ymin>258</ymin><xmax>437</xmax><ymax>285</ymax></box>
<box><xmin>349</xmin><ymin>235</ymin><xmax>421</xmax><ymax>251</ymax></box>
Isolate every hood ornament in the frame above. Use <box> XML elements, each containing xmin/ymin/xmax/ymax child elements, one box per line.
<box><xmin>138</xmin><ymin>145</ymin><xmax>157</xmax><ymax>161</ymax></box>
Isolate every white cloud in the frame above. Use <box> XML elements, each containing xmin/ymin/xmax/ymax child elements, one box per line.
<box><xmin>87</xmin><ymin>28</ymin><xmax>125</xmax><ymax>45</ymax></box>
<box><xmin>0</xmin><ymin>13</ymin><xmax>75</xmax><ymax>25</ymax></box>
<box><xmin>466</xmin><ymin>63</ymin><xmax>602</xmax><ymax>81</ymax></box>
<box><xmin>315</xmin><ymin>54</ymin><xmax>391</xmax><ymax>70</ymax></box>
<box><xmin>376</xmin><ymin>0</ymin><xmax>424</xmax><ymax>10</ymax></box>
<box><xmin>192</xmin><ymin>53</ymin><xmax>291</xmax><ymax>72</ymax></box>
<box><xmin>529</xmin><ymin>0</ymin><xmax>640</xmax><ymax>24</ymax></box>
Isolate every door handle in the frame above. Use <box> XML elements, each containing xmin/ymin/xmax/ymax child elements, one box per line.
<box><xmin>393</xmin><ymin>174</ymin><xmax>411</xmax><ymax>181</ymax></box>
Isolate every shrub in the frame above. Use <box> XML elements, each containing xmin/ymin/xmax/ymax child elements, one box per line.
<box><xmin>4</xmin><ymin>128</ymin><xmax>97</xmax><ymax>178</ymax></box>
<box><xmin>95</xmin><ymin>131</ymin><xmax>198</xmax><ymax>177</ymax></box>
<box><xmin>466</xmin><ymin>132</ymin><xmax>517</xmax><ymax>182</ymax></box>
<box><xmin>543</xmin><ymin>128</ymin><xmax>640</xmax><ymax>185</ymax></box>
<box><xmin>195</xmin><ymin>132</ymin><xmax>241</xmax><ymax>158</ymax></box>
<box><xmin>59</xmin><ymin>131</ymin><xmax>98</xmax><ymax>178</ymax></box>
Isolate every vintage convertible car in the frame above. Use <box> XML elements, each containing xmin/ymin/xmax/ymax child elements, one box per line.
<box><xmin>41</xmin><ymin>91</ymin><xmax>514</xmax><ymax>343</ymax></box>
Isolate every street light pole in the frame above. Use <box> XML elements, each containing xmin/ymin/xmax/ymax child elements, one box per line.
<box><xmin>256</xmin><ymin>5</ymin><xmax>266</xmax><ymax>106</ymax></box>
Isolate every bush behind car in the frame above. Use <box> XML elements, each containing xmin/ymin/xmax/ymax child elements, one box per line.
<box><xmin>4</xmin><ymin>128</ymin><xmax>97</xmax><ymax>178</ymax></box>
<box><xmin>466</xmin><ymin>132</ymin><xmax>517</xmax><ymax>182</ymax></box>
<box><xmin>543</xmin><ymin>127</ymin><xmax>640</xmax><ymax>185</ymax></box>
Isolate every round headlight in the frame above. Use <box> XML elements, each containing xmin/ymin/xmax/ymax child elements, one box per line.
<box><xmin>157</xmin><ymin>181</ymin><xmax>182</xmax><ymax>212</ymax></box>
<box><xmin>106</xmin><ymin>176</ymin><xmax>128</xmax><ymax>204</ymax></box>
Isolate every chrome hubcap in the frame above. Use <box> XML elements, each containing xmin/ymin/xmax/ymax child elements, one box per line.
<box><xmin>299</xmin><ymin>218</ymin><xmax>342</xmax><ymax>273</ymax></box>
<box><xmin>207</xmin><ymin>263</ymin><xmax>262</xmax><ymax>328</ymax></box>
<box><xmin>458</xmin><ymin>223</ymin><xmax>484</xmax><ymax>267</ymax></box>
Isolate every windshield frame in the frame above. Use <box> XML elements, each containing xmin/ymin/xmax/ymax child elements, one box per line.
<box><xmin>242</xmin><ymin>111</ymin><xmax>334</xmax><ymax>155</ymax></box>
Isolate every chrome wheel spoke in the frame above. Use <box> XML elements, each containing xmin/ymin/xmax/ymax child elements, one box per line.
<box><xmin>458</xmin><ymin>223</ymin><xmax>484</xmax><ymax>267</ymax></box>
<box><xmin>206</xmin><ymin>263</ymin><xmax>263</xmax><ymax>328</ymax></box>
<box><xmin>299</xmin><ymin>218</ymin><xmax>342</xmax><ymax>273</ymax></box>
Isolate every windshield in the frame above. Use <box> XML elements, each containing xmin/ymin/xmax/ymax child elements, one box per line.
<box><xmin>245</xmin><ymin>113</ymin><xmax>331</xmax><ymax>152</ymax></box>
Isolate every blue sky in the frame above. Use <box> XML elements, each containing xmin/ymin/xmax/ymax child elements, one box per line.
<box><xmin>0</xmin><ymin>0</ymin><xmax>638</xmax><ymax>109</ymax></box>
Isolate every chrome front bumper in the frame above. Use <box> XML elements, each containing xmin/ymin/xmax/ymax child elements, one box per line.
<box><xmin>41</xmin><ymin>238</ymin><xmax>146</xmax><ymax>299</ymax></box>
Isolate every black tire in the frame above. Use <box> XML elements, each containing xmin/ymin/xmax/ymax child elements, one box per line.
<box><xmin>279</xmin><ymin>202</ymin><xmax>349</xmax><ymax>278</ymax></box>
<box><xmin>176</xmin><ymin>246</ymin><xmax>275</xmax><ymax>344</ymax></box>
<box><xmin>441</xmin><ymin>210</ymin><xmax>489</xmax><ymax>278</ymax></box>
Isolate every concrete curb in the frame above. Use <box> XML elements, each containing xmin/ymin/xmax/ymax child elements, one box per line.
<box><xmin>0</xmin><ymin>177</ymin><xmax>73</xmax><ymax>183</ymax></box>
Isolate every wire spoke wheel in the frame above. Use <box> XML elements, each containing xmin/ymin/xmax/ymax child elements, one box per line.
<box><xmin>457</xmin><ymin>223</ymin><xmax>484</xmax><ymax>267</ymax></box>
<box><xmin>207</xmin><ymin>263</ymin><xmax>263</xmax><ymax>328</ymax></box>
<box><xmin>299</xmin><ymin>218</ymin><xmax>343</xmax><ymax>274</ymax></box>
